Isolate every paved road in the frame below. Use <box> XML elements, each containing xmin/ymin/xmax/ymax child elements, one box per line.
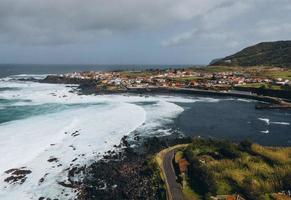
<box><xmin>162</xmin><ymin>148</ymin><xmax>184</xmax><ymax>200</ymax></box>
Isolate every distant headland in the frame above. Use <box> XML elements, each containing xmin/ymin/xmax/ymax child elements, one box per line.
<box><xmin>210</xmin><ymin>40</ymin><xmax>291</xmax><ymax>67</ymax></box>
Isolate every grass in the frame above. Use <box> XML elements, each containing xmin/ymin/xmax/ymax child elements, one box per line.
<box><xmin>118</xmin><ymin>65</ymin><xmax>291</xmax><ymax>80</ymax></box>
<box><xmin>239</xmin><ymin>83</ymin><xmax>283</xmax><ymax>90</ymax></box>
<box><xmin>174</xmin><ymin>150</ymin><xmax>184</xmax><ymax>163</ymax></box>
<box><xmin>147</xmin><ymin>157</ymin><xmax>167</xmax><ymax>200</ymax></box>
<box><xmin>251</xmin><ymin>144</ymin><xmax>291</xmax><ymax>165</ymax></box>
<box><xmin>195</xmin><ymin>66</ymin><xmax>241</xmax><ymax>73</ymax></box>
<box><xmin>190</xmin><ymin>66</ymin><xmax>291</xmax><ymax>82</ymax></box>
<box><xmin>174</xmin><ymin>150</ymin><xmax>201</xmax><ymax>200</ymax></box>
<box><xmin>170</xmin><ymin>76</ymin><xmax>206</xmax><ymax>83</ymax></box>
<box><xmin>260</xmin><ymin>69</ymin><xmax>291</xmax><ymax>80</ymax></box>
<box><xmin>119</xmin><ymin>70</ymin><xmax>160</xmax><ymax>78</ymax></box>
<box><xmin>180</xmin><ymin>139</ymin><xmax>291</xmax><ymax>200</ymax></box>
<box><xmin>182</xmin><ymin>182</ymin><xmax>201</xmax><ymax>200</ymax></box>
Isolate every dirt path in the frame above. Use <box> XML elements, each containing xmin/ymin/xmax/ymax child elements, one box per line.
<box><xmin>156</xmin><ymin>144</ymin><xmax>188</xmax><ymax>200</ymax></box>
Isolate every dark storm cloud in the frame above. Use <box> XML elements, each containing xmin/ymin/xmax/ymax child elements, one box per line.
<box><xmin>163</xmin><ymin>0</ymin><xmax>291</xmax><ymax>49</ymax></box>
<box><xmin>0</xmin><ymin>0</ymin><xmax>290</xmax><ymax>64</ymax></box>
<box><xmin>0</xmin><ymin>0</ymin><xmax>218</xmax><ymax>45</ymax></box>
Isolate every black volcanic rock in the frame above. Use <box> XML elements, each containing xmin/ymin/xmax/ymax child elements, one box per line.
<box><xmin>210</xmin><ymin>40</ymin><xmax>291</xmax><ymax>67</ymax></box>
<box><xmin>41</xmin><ymin>75</ymin><xmax>98</xmax><ymax>85</ymax></box>
<box><xmin>4</xmin><ymin>168</ymin><xmax>32</xmax><ymax>184</ymax></box>
<box><xmin>41</xmin><ymin>75</ymin><xmax>101</xmax><ymax>94</ymax></box>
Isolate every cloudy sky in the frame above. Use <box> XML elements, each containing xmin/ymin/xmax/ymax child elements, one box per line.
<box><xmin>0</xmin><ymin>0</ymin><xmax>291</xmax><ymax>65</ymax></box>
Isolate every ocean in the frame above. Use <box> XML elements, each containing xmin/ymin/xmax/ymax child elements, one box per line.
<box><xmin>0</xmin><ymin>67</ymin><xmax>291</xmax><ymax>199</ymax></box>
<box><xmin>0</xmin><ymin>64</ymin><xmax>195</xmax><ymax>78</ymax></box>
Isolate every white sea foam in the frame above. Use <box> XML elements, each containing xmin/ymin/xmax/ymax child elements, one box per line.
<box><xmin>261</xmin><ymin>130</ymin><xmax>269</xmax><ymax>134</ymax></box>
<box><xmin>258</xmin><ymin>118</ymin><xmax>270</xmax><ymax>125</ymax></box>
<box><xmin>258</xmin><ymin>118</ymin><xmax>290</xmax><ymax>126</ymax></box>
<box><xmin>0</xmin><ymin>76</ymin><xmax>263</xmax><ymax>199</ymax></box>
<box><xmin>271</xmin><ymin>122</ymin><xmax>290</xmax><ymax>125</ymax></box>
<box><xmin>0</xmin><ymin>102</ymin><xmax>146</xmax><ymax>199</ymax></box>
<box><xmin>0</xmin><ymin>78</ymin><xmax>195</xmax><ymax>199</ymax></box>
<box><xmin>133</xmin><ymin>100</ymin><xmax>184</xmax><ymax>137</ymax></box>
<box><xmin>9</xmin><ymin>74</ymin><xmax>50</xmax><ymax>80</ymax></box>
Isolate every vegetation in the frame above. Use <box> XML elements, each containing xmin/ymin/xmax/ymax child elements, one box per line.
<box><xmin>210</xmin><ymin>41</ymin><xmax>291</xmax><ymax>67</ymax></box>
<box><xmin>195</xmin><ymin>66</ymin><xmax>241</xmax><ymax>73</ymax></box>
<box><xmin>238</xmin><ymin>83</ymin><xmax>284</xmax><ymax>90</ymax></box>
<box><xmin>169</xmin><ymin>76</ymin><xmax>206</xmax><ymax>85</ymax></box>
<box><xmin>259</xmin><ymin>69</ymin><xmax>291</xmax><ymax>80</ymax></box>
<box><xmin>179</xmin><ymin>139</ymin><xmax>291</xmax><ymax>200</ymax></box>
<box><xmin>147</xmin><ymin>158</ymin><xmax>167</xmax><ymax>200</ymax></box>
<box><xmin>119</xmin><ymin>69</ymin><xmax>163</xmax><ymax>79</ymax></box>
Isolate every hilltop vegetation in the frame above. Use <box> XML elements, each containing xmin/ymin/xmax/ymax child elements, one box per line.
<box><xmin>210</xmin><ymin>41</ymin><xmax>291</xmax><ymax>67</ymax></box>
<box><xmin>176</xmin><ymin>139</ymin><xmax>291</xmax><ymax>200</ymax></box>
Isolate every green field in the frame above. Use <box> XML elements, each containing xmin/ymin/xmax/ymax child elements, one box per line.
<box><xmin>178</xmin><ymin>139</ymin><xmax>291</xmax><ymax>200</ymax></box>
<box><xmin>260</xmin><ymin>70</ymin><xmax>291</xmax><ymax>80</ymax></box>
<box><xmin>194</xmin><ymin>66</ymin><xmax>240</xmax><ymax>73</ymax></box>
<box><xmin>238</xmin><ymin>83</ymin><xmax>284</xmax><ymax>90</ymax></box>
<box><xmin>119</xmin><ymin>70</ymin><xmax>160</xmax><ymax>78</ymax></box>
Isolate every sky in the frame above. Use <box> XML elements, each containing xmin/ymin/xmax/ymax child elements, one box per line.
<box><xmin>0</xmin><ymin>0</ymin><xmax>291</xmax><ymax>65</ymax></box>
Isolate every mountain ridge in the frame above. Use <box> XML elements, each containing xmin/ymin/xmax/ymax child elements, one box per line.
<box><xmin>210</xmin><ymin>40</ymin><xmax>291</xmax><ymax>67</ymax></box>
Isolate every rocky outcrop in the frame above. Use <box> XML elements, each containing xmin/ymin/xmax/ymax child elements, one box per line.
<box><xmin>76</xmin><ymin>136</ymin><xmax>191</xmax><ymax>200</ymax></box>
<box><xmin>41</xmin><ymin>75</ymin><xmax>99</xmax><ymax>85</ymax></box>
<box><xmin>4</xmin><ymin>167</ymin><xmax>32</xmax><ymax>185</ymax></box>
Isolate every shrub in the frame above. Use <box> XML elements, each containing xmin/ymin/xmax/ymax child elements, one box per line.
<box><xmin>282</xmin><ymin>172</ymin><xmax>291</xmax><ymax>191</ymax></box>
<box><xmin>218</xmin><ymin>142</ymin><xmax>240</xmax><ymax>159</ymax></box>
<box><xmin>241</xmin><ymin>177</ymin><xmax>262</xmax><ymax>199</ymax></box>
<box><xmin>239</xmin><ymin>139</ymin><xmax>253</xmax><ymax>152</ymax></box>
<box><xmin>187</xmin><ymin>156</ymin><xmax>217</xmax><ymax>195</ymax></box>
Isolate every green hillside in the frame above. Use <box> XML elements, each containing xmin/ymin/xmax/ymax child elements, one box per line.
<box><xmin>210</xmin><ymin>41</ymin><xmax>291</xmax><ymax>67</ymax></box>
<box><xmin>175</xmin><ymin>139</ymin><xmax>291</xmax><ymax>200</ymax></box>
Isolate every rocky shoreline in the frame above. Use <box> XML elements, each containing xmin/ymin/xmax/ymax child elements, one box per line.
<box><xmin>11</xmin><ymin>75</ymin><xmax>192</xmax><ymax>199</ymax></box>
<box><xmin>40</xmin><ymin>75</ymin><xmax>291</xmax><ymax>109</ymax></box>
<box><xmin>74</xmin><ymin>135</ymin><xmax>191</xmax><ymax>200</ymax></box>
<box><xmin>18</xmin><ymin>74</ymin><xmax>289</xmax><ymax>200</ymax></box>
<box><xmin>12</xmin><ymin>75</ymin><xmax>289</xmax><ymax>199</ymax></box>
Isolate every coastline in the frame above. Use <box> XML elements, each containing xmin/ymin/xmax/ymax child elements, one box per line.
<box><xmin>41</xmin><ymin>79</ymin><xmax>289</xmax><ymax>198</ymax></box>
<box><xmin>125</xmin><ymin>87</ymin><xmax>282</xmax><ymax>103</ymax></box>
<box><xmin>126</xmin><ymin>87</ymin><xmax>291</xmax><ymax>109</ymax></box>
<box><xmin>0</xmin><ymin>77</ymin><xmax>194</xmax><ymax>200</ymax></box>
<box><xmin>2</xmin><ymin>76</ymin><xmax>290</xmax><ymax>199</ymax></box>
<box><xmin>77</xmin><ymin>135</ymin><xmax>191</xmax><ymax>200</ymax></box>
<box><xmin>74</xmin><ymin>84</ymin><xmax>291</xmax><ymax>109</ymax></box>
<box><xmin>39</xmin><ymin>75</ymin><xmax>291</xmax><ymax>108</ymax></box>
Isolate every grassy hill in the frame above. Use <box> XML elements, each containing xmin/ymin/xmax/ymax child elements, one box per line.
<box><xmin>174</xmin><ymin>139</ymin><xmax>291</xmax><ymax>200</ymax></box>
<box><xmin>210</xmin><ymin>41</ymin><xmax>291</xmax><ymax>67</ymax></box>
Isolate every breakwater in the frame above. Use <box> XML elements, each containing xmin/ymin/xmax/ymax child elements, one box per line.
<box><xmin>234</xmin><ymin>86</ymin><xmax>291</xmax><ymax>100</ymax></box>
<box><xmin>126</xmin><ymin>87</ymin><xmax>282</xmax><ymax>104</ymax></box>
<box><xmin>41</xmin><ymin>75</ymin><xmax>290</xmax><ymax>107</ymax></box>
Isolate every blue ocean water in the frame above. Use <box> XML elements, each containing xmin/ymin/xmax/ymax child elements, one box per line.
<box><xmin>0</xmin><ymin>68</ymin><xmax>291</xmax><ymax>199</ymax></box>
<box><xmin>0</xmin><ymin>73</ymin><xmax>290</xmax><ymax>146</ymax></box>
<box><xmin>0</xmin><ymin>64</ymin><xmax>195</xmax><ymax>78</ymax></box>
<box><xmin>0</xmin><ymin>101</ymin><xmax>104</xmax><ymax>124</ymax></box>
<box><xmin>175</xmin><ymin>98</ymin><xmax>291</xmax><ymax>146</ymax></box>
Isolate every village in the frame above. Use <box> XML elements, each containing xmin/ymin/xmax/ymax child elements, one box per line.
<box><xmin>58</xmin><ymin>66</ymin><xmax>291</xmax><ymax>92</ymax></box>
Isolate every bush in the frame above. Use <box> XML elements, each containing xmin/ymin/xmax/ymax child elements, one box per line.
<box><xmin>241</xmin><ymin>177</ymin><xmax>262</xmax><ymax>199</ymax></box>
<box><xmin>187</xmin><ymin>156</ymin><xmax>217</xmax><ymax>195</ymax></box>
<box><xmin>182</xmin><ymin>139</ymin><xmax>291</xmax><ymax>199</ymax></box>
<box><xmin>282</xmin><ymin>173</ymin><xmax>291</xmax><ymax>191</ymax></box>
<box><xmin>218</xmin><ymin>142</ymin><xmax>240</xmax><ymax>159</ymax></box>
<box><xmin>239</xmin><ymin>139</ymin><xmax>253</xmax><ymax>152</ymax></box>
